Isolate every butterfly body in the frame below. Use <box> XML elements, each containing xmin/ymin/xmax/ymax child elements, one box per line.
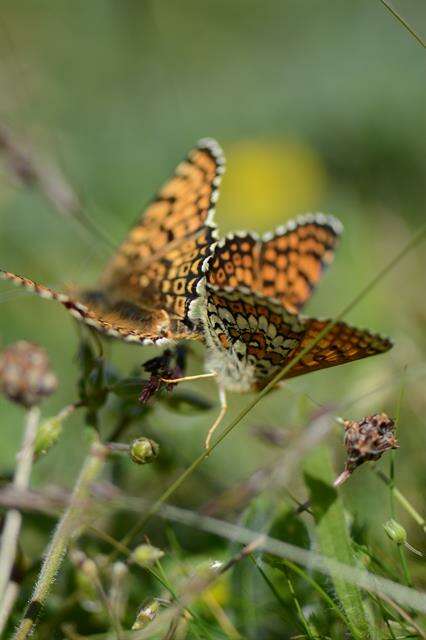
<box><xmin>193</xmin><ymin>284</ymin><xmax>304</xmax><ymax>392</ymax></box>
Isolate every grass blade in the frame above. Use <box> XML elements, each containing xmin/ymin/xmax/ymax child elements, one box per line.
<box><xmin>303</xmin><ymin>446</ymin><xmax>371</xmax><ymax>640</ymax></box>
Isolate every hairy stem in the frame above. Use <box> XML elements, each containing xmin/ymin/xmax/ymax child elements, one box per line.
<box><xmin>375</xmin><ymin>470</ymin><xmax>426</xmax><ymax>534</ymax></box>
<box><xmin>13</xmin><ymin>441</ymin><xmax>107</xmax><ymax>640</ymax></box>
<box><xmin>0</xmin><ymin>406</ymin><xmax>40</xmax><ymax>605</ymax></box>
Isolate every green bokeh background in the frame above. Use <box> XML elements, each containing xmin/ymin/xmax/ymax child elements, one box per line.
<box><xmin>0</xmin><ymin>0</ymin><xmax>425</xmax><ymax>569</ymax></box>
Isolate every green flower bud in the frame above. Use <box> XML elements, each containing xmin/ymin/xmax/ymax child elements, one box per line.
<box><xmin>130</xmin><ymin>437</ymin><xmax>159</xmax><ymax>465</ymax></box>
<box><xmin>130</xmin><ymin>544</ymin><xmax>164</xmax><ymax>568</ymax></box>
<box><xmin>383</xmin><ymin>519</ymin><xmax>407</xmax><ymax>545</ymax></box>
<box><xmin>34</xmin><ymin>416</ymin><xmax>63</xmax><ymax>457</ymax></box>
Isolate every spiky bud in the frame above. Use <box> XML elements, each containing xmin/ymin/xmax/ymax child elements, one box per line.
<box><xmin>130</xmin><ymin>437</ymin><xmax>159</xmax><ymax>465</ymax></box>
<box><xmin>130</xmin><ymin>544</ymin><xmax>164</xmax><ymax>568</ymax></box>
<box><xmin>384</xmin><ymin>519</ymin><xmax>407</xmax><ymax>545</ymax></box>
<box><xmin>0</xmin><ymin>341</ymin><xmax>57</xmax><ymax>408</ymax></box>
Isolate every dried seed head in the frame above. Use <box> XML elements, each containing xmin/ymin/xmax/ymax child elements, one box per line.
<box><xmin>335</xmin><ymin>413</ymin><xmax>398</xmax><ymax>485</ymax></box>
<box><xmin>130</xmin><ymin>437</ymin><xmax>159</xmax><ymax>465</ymax></box>
<box><xmin>0</xmin><ymin>341</ymin><xmax>58</xmax><ymax>408</ymax></box>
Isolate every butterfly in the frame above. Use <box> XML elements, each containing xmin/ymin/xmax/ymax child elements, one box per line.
<box><xmin>1</xmin><ymin>139</ymin><xmax>392</xmax><ymax>446</ymax></box>
<box><xmin>0</xmin><ymin>138</ymin><xmax>225</xmax><ymax>345</ymax></box>
<box><xmin>190</xmin><ymin>216</ymin><xmax>392</xmax><ymax>400</ymax></box>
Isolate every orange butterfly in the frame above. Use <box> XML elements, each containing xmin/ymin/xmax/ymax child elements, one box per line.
<box><xmin>1</xmin><ymin>139</ymin><xmax>392</xmax><ymax>446</ymax></box>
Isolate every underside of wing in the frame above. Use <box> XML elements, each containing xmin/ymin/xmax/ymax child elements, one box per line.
<box><xmin>206</xmin><ymin>213</ymin><xmax>342</xmax><ymax>313</ymax></box>
<box><xmin>99</xmin><ymin>138</ymin><xmax>225</xmax><ymax>325</ymax></box>
<box><xmin>0</xmin><ymin>270</ymin><xmax>199</xmax><ymax>345</ymax></box>
<box><xmin>281</xmin><ymin>317</ymin><xmax>393</xmax><ymax>380</ymax></box>
<box><xmin>201</xmin><ymin>284</ymin><xmax>392</xmax><ymax>391</ymax></box>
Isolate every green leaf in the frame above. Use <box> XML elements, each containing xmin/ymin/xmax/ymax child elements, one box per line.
<box><xmin>303</xmin><ymin>446</ymin><xmax>372</xmax><ymax>640</ymax></box>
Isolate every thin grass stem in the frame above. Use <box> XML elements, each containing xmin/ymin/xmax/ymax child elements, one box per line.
<box><xmin>13</xmin><ymin>441</ymin><xmax>107</xmax><ymax>640</ymax></box>
<box><xmin>375</xmin><ymin>470</ymin><xmax>426</xmax><ymax>534</ymax></box>
<box><xmin>0</xmin><ymin>406</ymin><xmax>40</xmax><ymax>606</ymax></box>
<box><xmin>378</xmin><ymin>0</ymin><xmax>426</xmax><ymax>48</ymax></box>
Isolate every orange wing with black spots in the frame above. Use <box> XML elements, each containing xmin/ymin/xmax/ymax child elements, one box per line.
<box><xmin>0</xmin><ymin>139</ymin><xmax>224</xmax><ymax>345</ymax></box>
<box><xmin>280</xmin><ymin>317</ymin><xmax>393</xmax><ymax>382</ymax></box>
<box><xmin>206</xmin><ymin>214</ymin><xmax>342</xmax><ymax>313</ymax></box>
<box><xmin>100</xmin><ymin>138</ymin><xmax>225</xmax><ymax>323</ymax></box>
<box><xmin>200</xmin><ymin>284</ymin><xmax>392</xmax><ymax>392</ymax></box>
<box><xmin>0</xmin><ymin>270</ymin><xmax>200</xmax><ymax>345</ymax></box>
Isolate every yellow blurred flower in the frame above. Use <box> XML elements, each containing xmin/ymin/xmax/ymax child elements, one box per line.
<box><xmin>204</xmin><ymin>574</ymin><xmax>231</xmax><ymax>607</ymax></box>
<box><xmin>220</xmin><ymin>138</ymin><xmax>327</xmax><ymax>231</ymax></box>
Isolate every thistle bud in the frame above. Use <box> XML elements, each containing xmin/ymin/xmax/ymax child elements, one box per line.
<box><xmin>384</xmin><ymin>519</ymin><xmax>407</xmax><ymax>545</ymax></box>
<box><xmin>130</xmin><ymin>437</ymin><xmax>159</xmax><ymax>465</ymax></box>
<box><xmin>130</xmin><ymin>544</ymin><xmax>164</xmax><ymax>568</ymax></box>
<box><xmin>0</xmin><ymin>341</ymin><xmax>57</xmax><ymax>408</ymax></box>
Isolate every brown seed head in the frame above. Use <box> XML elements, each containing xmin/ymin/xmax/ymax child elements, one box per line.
<box><xmin>343</xmin><ymin>412</ymin><xmax>398</xmax><ymax>474</ymax></box>
<box><xmin>0</xmin><ymin>341</ymin><xmax>58</xmax><ymax>408</ymax></box>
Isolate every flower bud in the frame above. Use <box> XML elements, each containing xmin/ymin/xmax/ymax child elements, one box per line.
<box><xmin>130</xmin><ymin>544</ymin><xmax>164</xmax><ymax>568</ymax></box>
<box><xmin>34</xmin><ymin>404</ymin><xmax>75</xmax><ymax>457</ymax></box>
<box><xmin>34</xmin><ymin>416</ymin><xmax>62</xmax><ymax>457</ymax></box>
<box><xmin>130</xmin><ymin>437</ymin><xmax>159</xmax><ymax>465</ymax></box>
<box><xmin>132</xmin><ymin>599</ymin><xmax>160</xmax><ymax>630</ymax></box>
<box><xmin>383</xmin><ymin>519</ymin><xmax>407</xmax><ymax>545</ymax></box>
<box><xmin>0</xmin><ymin>341</ymin><xmax>57</xmax><ymax>407</ymax></box>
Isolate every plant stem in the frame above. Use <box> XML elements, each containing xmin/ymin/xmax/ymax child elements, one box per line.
<box><xmin>397</xmin><ymin>545</ymin><xmax>412</xmax><ymax>588</ymax></box>
<box><xmin>13</xmin><ymin>440</ymin><xmax>107</xmax><ymax>640</ymax></box>
<box><xmin>0</xmin><ymin>581</ymin><xmax>19</xmax><ymax>635</ymax></box>
<box><xmin>388</xmin><ymin>376</ymin><xmax>412</xmax><ymax>587</ymax></box>
<box><xmin>0</xmin><ymin>406</ymin><xmax>40</xmax><ymax>605</ymax></box>
<box><xmin>375</xmin><ymin>470</ymin><xmax>426</xmax><ymax>534</ymax></box>
<box><xmin>378</xmin><ymin>0</ymin><xmax>426</xmax><ymax>48</ymax></box>
<box><xmin>282</xmin><ymin>564</ymin><xmax>317</xmax><ymax>639</ymax></box>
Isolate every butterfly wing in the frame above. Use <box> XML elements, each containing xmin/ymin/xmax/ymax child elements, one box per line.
<box><xmin>0</xmin><ymin>270</ymin><xmax>199</xmax><ymax>344</ymax></box>
<box><xmin>206</xmin><ymin>214</ymin><xmax>342</xmax><ymax>313</ymax></box>
<box><xmin>99</xmin><ymin>138</ymin><xmax>225</xmax><ymax>324</ymax></box>
<box><xmin>0</xmin><ymin>138</ymin><xmax>224</xmax><ymax>344</ymax></box>
<box><xmin>200</xmin><ymin>284</ymin><xmax>392</xmax><ymax>391</ymax></box>
<box><xmin>283</xmin><ymin>316</ymin><xmax>393</xmax><ymax>380</ymax></box>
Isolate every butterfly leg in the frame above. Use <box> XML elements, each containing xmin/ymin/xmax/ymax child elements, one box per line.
<box><xmin>161</xmin><ymin>372</ymin><xmax>217</xmax><ymax>384</ymax></box>
<box><xmin>205</xmin><ymin>385</ymin><xmax>227</xmax><ymax>450</ymax></box>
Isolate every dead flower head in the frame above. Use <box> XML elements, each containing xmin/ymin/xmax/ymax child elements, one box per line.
<box><xmin>335</xmin><ymin>413</ymin><xmax>399</xmax><ymax>486</ymax></box>
<box><xmin>0</xmin><ymin>341</ymin><xmax>58</xmax><ymax>408</ymax></box>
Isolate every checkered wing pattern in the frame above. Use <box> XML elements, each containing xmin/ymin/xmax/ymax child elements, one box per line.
<box><xmin>201</xmin><ymin>284</ymin><xmax>392</xmax><ymax>391</ymax></box>
<box><xmin>0</xmin><ymin>139</ymin><xmax>224</xmax><ymax>345</ymax></box>
<box><xmin>206</xmin><ymin>214</ymin><xmax>342</xmax><ymax>312</ymax></box>
<box><xmin>100</xmin><ymin>138</ymin><xmax>225</xmax><ymax>323</ymax></box>
<box><xmin>283</xmin><ymin>317</ymin><xmax>393</xmax><ymax>380</ymax></box>
<box><xmin>0</xmin><ymin>270</ymin><xmax>200</xmax><ymax>345</ymax></box>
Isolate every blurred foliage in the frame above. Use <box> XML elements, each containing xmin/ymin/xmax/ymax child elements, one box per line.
<box><xmin>0</xmin><ymin>1</ymin><xmax>425</xmax><ymax>638</ymax></box>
